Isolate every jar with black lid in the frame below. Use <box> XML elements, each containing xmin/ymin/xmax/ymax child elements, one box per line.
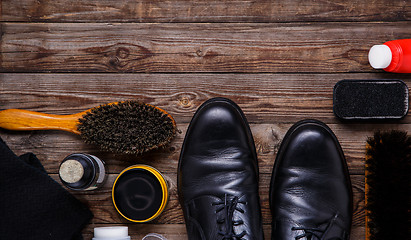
<box><xmin>59</xmin><ymin>153</ymin><xmax>106</xmax><ymax>191</ymax></box>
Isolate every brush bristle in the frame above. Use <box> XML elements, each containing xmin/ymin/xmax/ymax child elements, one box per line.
<box><xmin>77</xmin><ymin>101</ymin><xmax>176</xmax><ymax>154</ymax></box>
<box><xmin>366</xmin><ymin>131</ymin><xmax>411</xmax><ymax>240</ymax></box>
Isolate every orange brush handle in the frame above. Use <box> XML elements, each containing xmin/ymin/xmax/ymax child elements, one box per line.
<box><xmin>0</xmin><ymin>109</ymin><xmax>88</xmax><ymax>134</ymax></box>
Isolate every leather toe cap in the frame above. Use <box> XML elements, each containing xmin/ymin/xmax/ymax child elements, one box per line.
<box><xmin>179</xmin><ymin>98</ymin><xmax>259</xmax><ymax>201</ymax></box>
<box><xmin>270</xmin><ymin>120</ymin><xmax>352</xmax><ymax>240</ymax></box>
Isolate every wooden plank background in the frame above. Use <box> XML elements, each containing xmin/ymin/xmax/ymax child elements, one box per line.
<box><xmin>1</xmin><ymin>1</ymin><xmax>410</xmax><ymax>239</ymax></box>
<box><xmin>2</xmin><ymin>23</ymin><xmax>411</xmax><ymax>73</ymax></box>
<box><xmin>2</xmin><ymin>0</ymin><xmax>410</xmax><ymax>22</ymax></box>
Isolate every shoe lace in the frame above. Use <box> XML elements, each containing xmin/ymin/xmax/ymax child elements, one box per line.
<box><xmin>212</xmin><ymin>194</ymin><xmax>246</xmax><ymax>240</ymax></box>
<box><xmin>291</xmin><ymin>227</ymin><xmax>342</xmax><ymax>240</ymax></box>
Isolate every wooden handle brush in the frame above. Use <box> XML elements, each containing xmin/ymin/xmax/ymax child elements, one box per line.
<box><xmin>0</xmin><ymin>101</ymin><xmax>177</xmax><ymax>154</ymax></box>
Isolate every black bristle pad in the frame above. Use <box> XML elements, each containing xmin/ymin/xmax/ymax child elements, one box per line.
<box><xmin>333</xmin><ymin>80</ymin><xmax>409</xmax><ymax>119</ymax></box>
<box><xmin>366</xmin><ymin>131</ymin><xmax>411</xmax><ymax>240</ymax></box>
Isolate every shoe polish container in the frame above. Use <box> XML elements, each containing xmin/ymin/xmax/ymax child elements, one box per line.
<box><xmin>92</xmin><ymin>226</ymin><xmax>131</xmax><ymax>240</ymax></box>
<box><xmin>59</xmin><ymin>153</ymin><xmax>106</xmax><ymax>191</ymax></box>
<box><xmin>112</xmin><ymin>165</ymin><xmax>169</xmax><ymax>223</ymax></box>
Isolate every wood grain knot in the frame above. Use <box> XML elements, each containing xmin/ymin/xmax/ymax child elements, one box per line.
<box><xmin>116</xmin><ymin>47</ymin><xmax>130</xmax><ymax>59</ymax></box>
<box><xmin>195</xmin><ymin>49</ymin><xmax>218</xmax><ymax>59</ymax></box>
<box><xmin>196</xmin><ymin>49</ymin><xmax>204</xmax><ymax>57</ymax></box>
<box><xmin>84</xmin><ymin>43</ymin><xmax>154</xmax><ymax>71</ymax></box>
<box><xmin>179</xmin><ymin>97</ymin><xmax>192</xmax><ymax>108</ymax></box>
<box><xmin>109</xmin><ymin>57</ymin><xmax>120</xmax><ymax>66</ymax></box>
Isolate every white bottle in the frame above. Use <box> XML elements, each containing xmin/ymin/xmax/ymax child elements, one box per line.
<box><xmin>92</xmin><ymin>226</ymin><xmax>131</xmax><ymax>240</ymax></box>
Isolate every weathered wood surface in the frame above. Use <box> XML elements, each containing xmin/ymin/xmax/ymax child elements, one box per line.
<box><xmin>1</xmin><ymin>73</ymin><xmax>409</xmax><ymax>176</ymax></box>
<box><xmin>2</xmin><ymin>0</ymin><xmax>410</xmax><ymax>23</ymax></box>
<box><xmin>1</xmin><ymin>73</ymin><xmax>409</xmax><ymax>124</ymax></box>
<box><xmin>1</xmin><ymin>0</ymin><xmax>410</xmax><ymax>239</ymax></box>
<box><xmin>2</xmin><ymin>121</ymin><xmax>411</xmax><ymax>175</ymax></box>
<box><xmin>2</xmin><ymin>23</ymin><xmax>411</xmax><ymax>73</ymax></box>
<box><xmin>1</xmin><ymin>74</ymin><xmax>409</xmax><ymax>239</ymax></box>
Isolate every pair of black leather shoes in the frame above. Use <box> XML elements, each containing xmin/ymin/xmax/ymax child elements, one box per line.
<box><xmin>178</xmin><ymin>98</ymin><xmax>352</xmax><ymax>240</ymax></box>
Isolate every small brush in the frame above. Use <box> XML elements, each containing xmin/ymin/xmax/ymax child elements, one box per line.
<box><xmin>365</xmin><ymin>131</ymin><xmax>411</xmax><ymax>240</ymax></box>
<box><xmin>0</xmin><ymin>101</ymin><xmax>176</xmax><ymax>154</ymax></box>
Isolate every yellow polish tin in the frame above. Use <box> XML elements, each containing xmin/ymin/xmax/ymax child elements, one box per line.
<box><xmin>112</xmin><ymin>165</ymin><xmax>169</xmax><ymax>222</ymax></box>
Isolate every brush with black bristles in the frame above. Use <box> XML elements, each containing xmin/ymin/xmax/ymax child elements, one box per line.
<box><xmin>365</xmin><ymin>131</ymin><xmax>411</xmax><ymax>240</ymax></box>
<box><xmin>0</xmin><ymin>101</ymin><xmax>177</xmax><ymax>154</ymax></box>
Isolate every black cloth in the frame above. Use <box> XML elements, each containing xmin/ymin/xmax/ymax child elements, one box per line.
<box><xmin>0</xmin><ymin>136</ymin><xmax>93</xmax><ymax>240</ymax></box>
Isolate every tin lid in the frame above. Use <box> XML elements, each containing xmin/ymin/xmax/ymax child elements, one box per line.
<box><xmin>112</xmin><ymin>165</ymin><xmax>169</xmax><ymax>222</ymax></box>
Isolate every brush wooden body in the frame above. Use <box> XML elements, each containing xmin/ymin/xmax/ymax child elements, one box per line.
<box><xmin>0</xmin><ymin>109</ymin><xmax>88</xmax><ymax>134</ymax></box>
<box><xmin>0</xmin><ymin>101</ymin><xmax>177</xmax><ymax>154</ymax></box>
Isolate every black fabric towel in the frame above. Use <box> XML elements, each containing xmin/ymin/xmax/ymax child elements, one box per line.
<box><xmin>0</xmin><ymin>136</ymin><xmax>93</xmax><ymax>240</ymax></box>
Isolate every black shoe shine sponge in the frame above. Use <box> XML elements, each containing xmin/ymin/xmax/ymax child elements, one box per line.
<box><xmin>333</xmin><ymin>79</ymin><xmax>409</xmax><ymax>120</ymax></box>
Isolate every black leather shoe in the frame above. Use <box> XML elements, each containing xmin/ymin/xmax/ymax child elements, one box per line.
<box><xmin>178</xmin><ymin>98</ymin><xmax>264</xmax><ymax>240</ymax></box>
<box><xmin>269</xmin><ymin>120</ymin><xmax>352</xmax><ymax>240</ymax></box>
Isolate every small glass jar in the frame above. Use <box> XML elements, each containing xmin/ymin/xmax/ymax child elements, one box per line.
<box><xmin>59</xmin><ymin>153</ymin><xmax>106</xmax><ymax>191</ymax></box>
